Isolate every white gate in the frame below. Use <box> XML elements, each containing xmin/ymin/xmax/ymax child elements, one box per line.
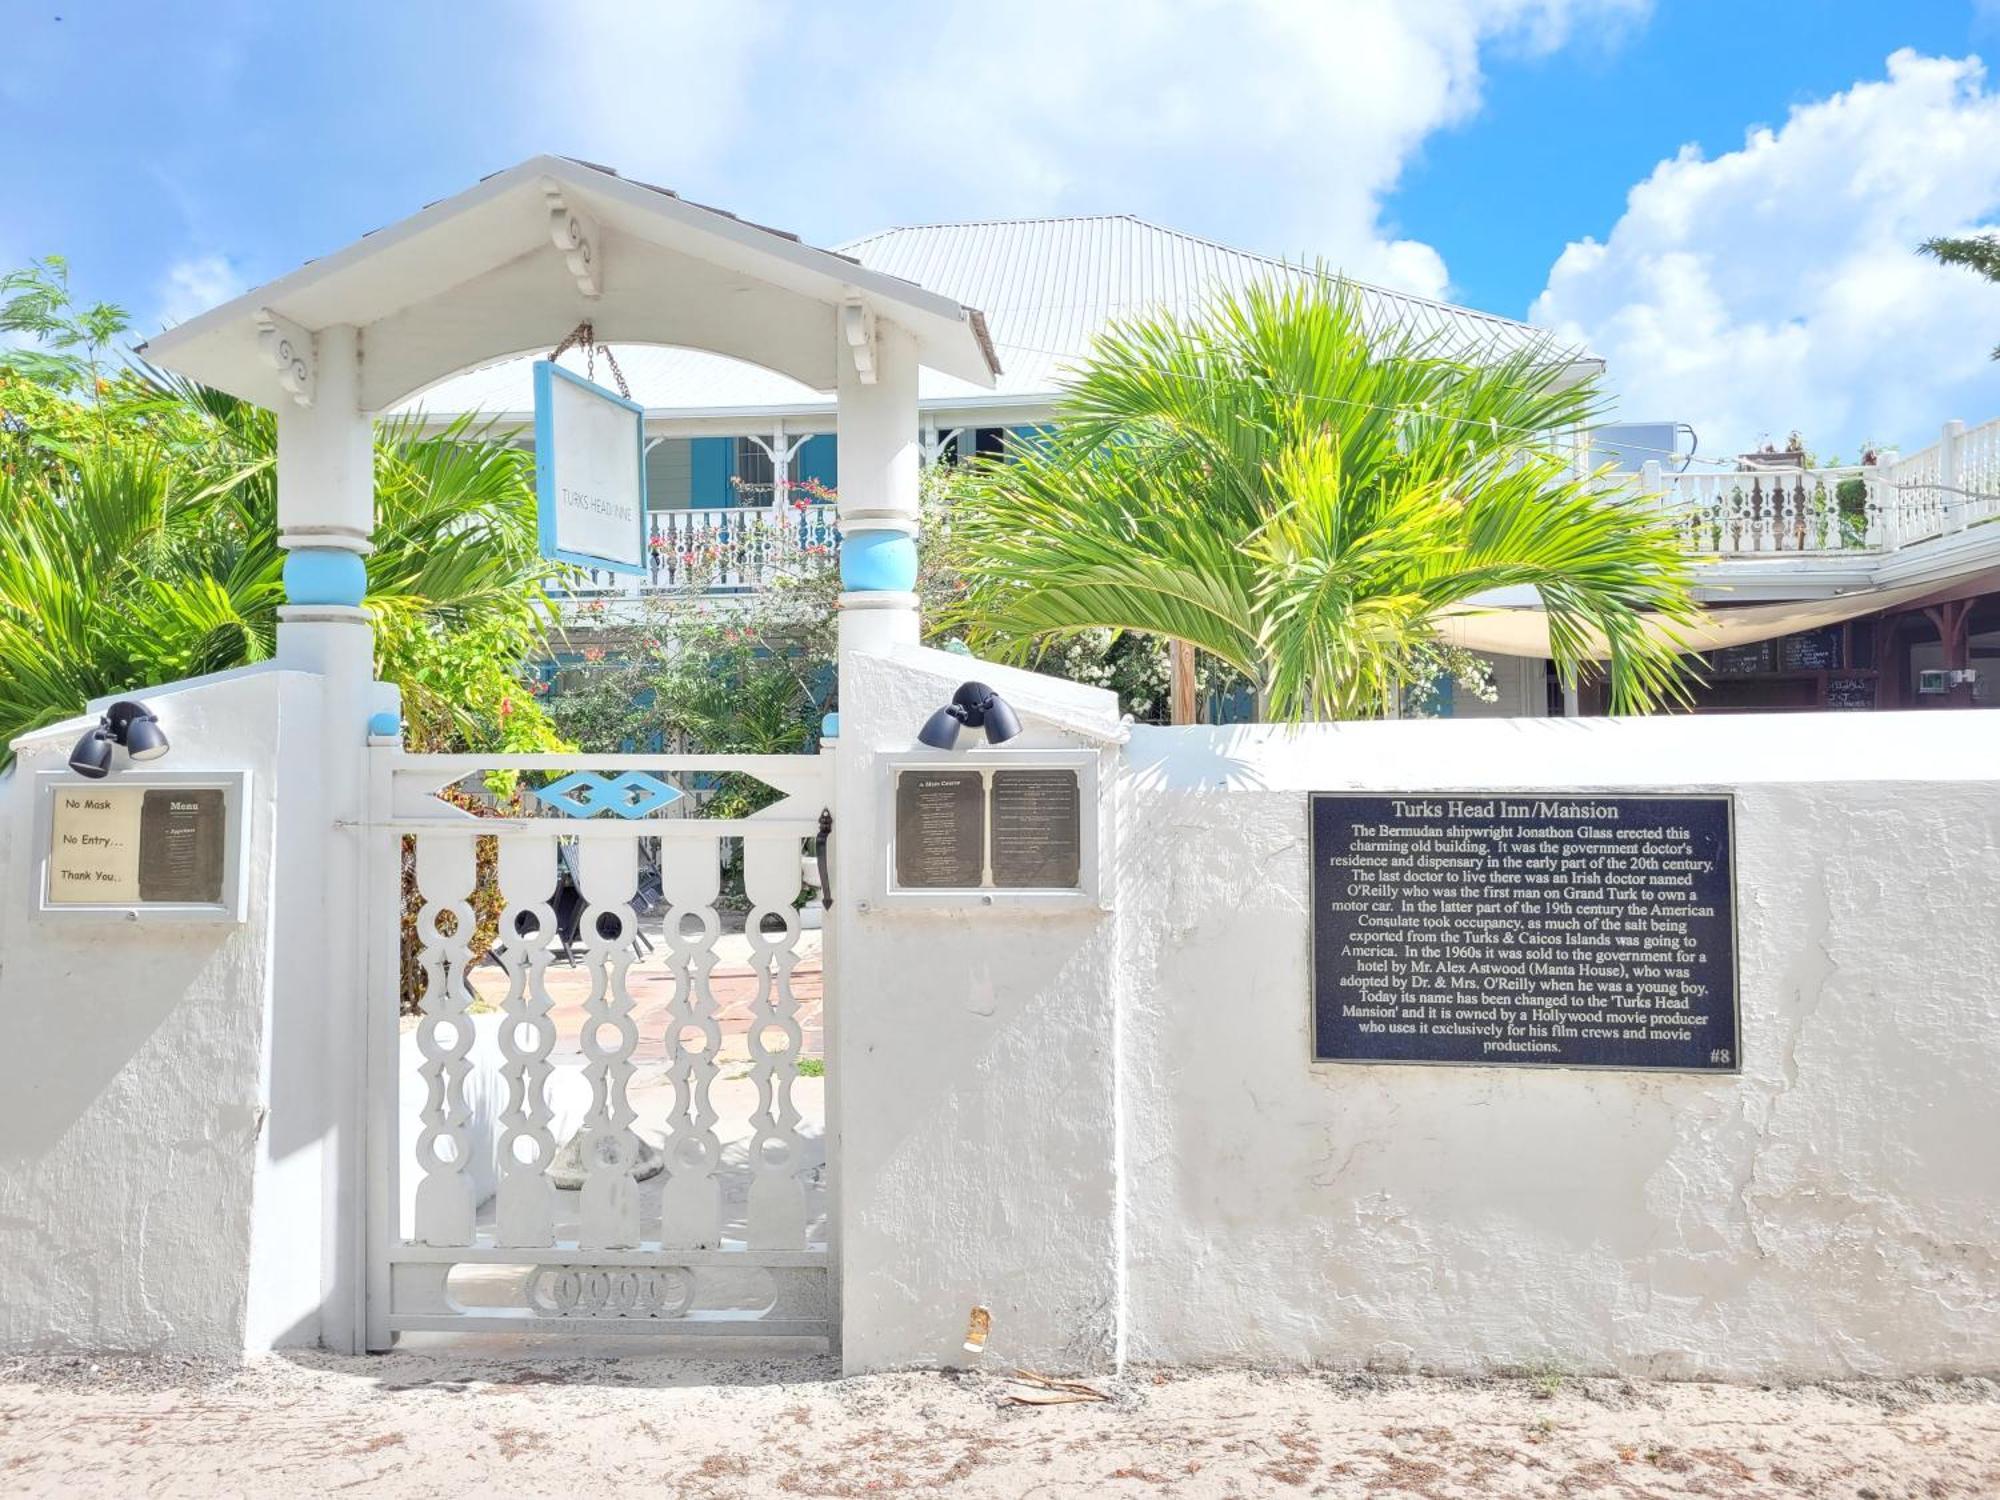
<box><xmin>363</xmin><ymin>749</ymin><xmax>833</xmax><ymax>1347</ymax></box>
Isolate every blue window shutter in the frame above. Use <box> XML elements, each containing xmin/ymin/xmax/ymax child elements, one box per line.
<box><xmin>795</xmin><ymin>434</ymin><xmax>838</xmax><ymax>494</ymax></box>
<box><xmin>1005</xmin><ymin>425</ymin><xmax>1054</xmax><ymax>459</ymax></box>
<box><xmin>691</xmin><ymin>436</ymin><xmax>736</xmax><ymax>506</ymax></box>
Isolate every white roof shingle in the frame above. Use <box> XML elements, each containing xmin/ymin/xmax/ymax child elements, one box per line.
<box><xmin>406</xmin><ymin>213</ymin><xmax>1585</xmax><ymax>420</ymax></box>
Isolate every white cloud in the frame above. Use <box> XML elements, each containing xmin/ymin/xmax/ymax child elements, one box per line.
<box><xmin>1532</xmin><ymin>50</ymin><xmax>2000</xmax><ymax>461</ymax></box>
<box><xmin>530</xmin><ymin>0</ymin><xmax>1646</xmax><ymax>302</ymax></box>
<box><xmin>155</xmin><ymin>253</ymin><xmax>245</xmax><ymax>328</ymax></box>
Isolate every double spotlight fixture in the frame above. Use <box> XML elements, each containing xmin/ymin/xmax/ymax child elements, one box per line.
<box><xmin>68</xmin><ymin>700</ymin><xmax>170</xmax><ymax>780</ymax></box>
<box><xmin>917</xmin><ymin>681</ymin><xmax>1023</xmax><ymax>751</ymax></box>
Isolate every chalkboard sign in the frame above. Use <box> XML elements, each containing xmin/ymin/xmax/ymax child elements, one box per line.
<box><xmin>1311</xmin><ymin>793</ymin><xmax>1739</xmax><ymax>1072</ymax></box>
<box><xmin>1707</xmin><ymin>640</ymin><xmax>1773</xmax><ymax>675</ymax></box>
<box><xmin>1779</xmin><ymin>627</ymin><xmax>1842</xmax><ymax>672</ymax></box>
<box><xmin>893</xmin><ymin>770</ymin><xmax>985</xmax><ymax>889</ymax></box>
<box><xmin>1825</xmin><ymin>674</ymin><xmax>1876</xmax><ymax>711</ymax></box>
<box><xmin>39</xmin><ymin>772</ymin><xmax>246</xmax><ymax>920</ymax></box>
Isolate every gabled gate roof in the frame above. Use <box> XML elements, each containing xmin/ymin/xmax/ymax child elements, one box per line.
<box><xmin>140</xmin><ymin>155</ymin><xmax>1000</xmax><ymax>411</ymax></box>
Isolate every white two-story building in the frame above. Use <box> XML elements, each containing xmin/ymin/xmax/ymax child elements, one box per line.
<box><xmin>410</xmin><ymin>188</ymin><xmax>2000</xmax><ymax>720</ymax></box>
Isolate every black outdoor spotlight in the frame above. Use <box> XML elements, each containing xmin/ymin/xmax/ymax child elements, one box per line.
<box><xmin>917</xmin><ymin>681</ymin><xmax>1024</xmax><ymax>750</ymax></box>
<box><xmin>66</xmin><ymin>725</ymin><xmax>115</xmax><ymax>779</ymax></box>
<box><xmin>68</xmin><ymin>699</ymin><xmax>169</xmax><ymax>779</ymax></box>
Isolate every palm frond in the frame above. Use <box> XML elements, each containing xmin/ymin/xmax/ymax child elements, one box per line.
<box><xmin>950</xmin><ymin>273</ymin><xmax>1697</xmax><ymax>720</ymax></box>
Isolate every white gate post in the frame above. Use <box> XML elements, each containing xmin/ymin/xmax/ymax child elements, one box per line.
<box><xmin>263</xmin><ymin>322</ymin><xmax>378</xmax><ymax>1354</ymax></box>
<box><xmin>827</xmin><ymin>312</ymin><xmax>919</xmax><ymax>1357</ymax></box>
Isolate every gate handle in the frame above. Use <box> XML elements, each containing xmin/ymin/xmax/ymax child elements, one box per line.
<box><xmin>815</xmin><ymin>808</ymin><xmax>833</xmax><ymax>908</ymax></box>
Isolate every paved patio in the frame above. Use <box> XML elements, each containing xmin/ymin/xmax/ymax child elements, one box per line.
<box><xmin>466</xmin><ymin>927</ymin><xmax>825</xmax><ymax>1063</ymax></box>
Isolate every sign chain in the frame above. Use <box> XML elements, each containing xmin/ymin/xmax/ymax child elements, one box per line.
<box><xmin>548</xmin><ymin>320</ymin><xmax>631</xmax><ymax>400</ymax></box>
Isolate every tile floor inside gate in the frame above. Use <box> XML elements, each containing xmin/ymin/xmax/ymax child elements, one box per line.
<box><xmin>399</xmin><ymin>910</ymin><xmax>827</xmax><ymax>1315</ymax></box>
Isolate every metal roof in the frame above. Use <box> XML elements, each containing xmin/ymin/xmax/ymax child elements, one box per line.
<box><xmin>407</xmin><ymin>212</ymin><xmax>1586</xmax><ymax>419</ymax></box>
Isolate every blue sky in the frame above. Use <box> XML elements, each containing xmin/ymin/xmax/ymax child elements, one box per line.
<box><xmin>6</xmin><ymin>1</ymin><xmax>1999</xmax><ymax>458</ymax></box>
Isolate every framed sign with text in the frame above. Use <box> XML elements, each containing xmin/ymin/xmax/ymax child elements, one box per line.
<box><xmin>877</xmin><ymin>750</ymin><xmax>1102</xmax><ymax>909</ymax></box>
<box><xmin>533</xmin><ymin>360</ymin><xmax>649</xmax><ymax>574</ymax></box>
<box><xmin>1309</xmin><ymin>791</ymin><xmax>1739</xmax><ymax>1073</ymax></box>
<box><xmin>33</xmin><ymin>770</ymin><xmax>250</xmax><ymax>922</ymax></box>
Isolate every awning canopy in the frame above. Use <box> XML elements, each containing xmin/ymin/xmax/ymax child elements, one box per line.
<box><xmin>1438</xmin><ymin>571</ymin><xmax>2000</xmax><ymax>660</ymax></box>
<box><xmin>140</xmin><ymin>156</ymin><xmax>1000</xmax><ymax>413</ymax></box>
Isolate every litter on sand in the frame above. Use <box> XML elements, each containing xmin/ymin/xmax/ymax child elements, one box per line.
<box><xmin>999</xmin><ymin>1369</ymin><xmax>1111</xmax><ymax>1406</ymax></box>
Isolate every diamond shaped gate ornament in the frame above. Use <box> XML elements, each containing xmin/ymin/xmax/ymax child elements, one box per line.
<box><xmin>531</xmin><ymin>771</ymin><xmax>684</xmax><ymax>818</ymax></box>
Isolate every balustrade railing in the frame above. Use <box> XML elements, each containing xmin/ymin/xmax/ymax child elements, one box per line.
<box><xmin>558</xmin><ymin>505</ymin><xmax>841</xmax><ymax>597</ymax></box>
<box><xmin>555</xmin><ymin>429</ymin><xmax>2000</xmax><ymax>601</ymax></box>
<box><xmin>1877</xmin><ymin>416</ymin><xmax>2000</xmax><ymax>544</ymax></box>
<box><xmin>1648</xmin><ymin>465</ymin><xmax>1886</xmax><ymax>556</ymax></box>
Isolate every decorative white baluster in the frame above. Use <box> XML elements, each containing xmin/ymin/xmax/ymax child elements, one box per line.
<box><xmin>494</xmin><ymin>836</ymin><xmax>560</xmax><ymax>1248</ymax></box>
<box><xmin>659</xmin><ymin>837</ymin><xmax>724</xmax><ymax>1249</ymax></box>
<box><xmin>742</xmin><ymin>833</ymin><xmax>808</xmax><ymax>1249</ymax></box>
<box><xmin>413</xmin><ymin>833</ymin><xmax>477</xmax><ymax>1247</ymax></box>
<box><xmin>574</xmin><ymin>838</ymin><xmax>643</xmax><ymax>1251</ymax></box>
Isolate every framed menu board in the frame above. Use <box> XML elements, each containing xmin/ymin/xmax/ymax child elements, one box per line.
<box><xmin>879</xmin><ymin>751</ymin><xmax>1102</xmax><ymax>909</ymax></box>
<box><xmin>1778</xmin><ymin>627</ymin><xmax>1843</xmax><ymax>672</ymax></box>
<box><xmin>34</xmin><ymin>770</ymin><xmax>249</xmax><ymax>921</ymax></box>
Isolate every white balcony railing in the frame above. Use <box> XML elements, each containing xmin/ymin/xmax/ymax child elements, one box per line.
<box><xmin>1626</xmin><ymin>417</ymin><xmax>2000</xmax><ymax>560</ymax></box>
<box><xmin>1647</xmin><ymin>465</ymin><xmax>1886</xmax><ymax>555</ymax></box>
<box><xmin>558</xmin><ymin>505</ymin><xmax>841</xmax><ymax>597</ymax></box>
<box><xmin>558</xmin><ymin>421</ymin><xmax>2000</xmax><ymax>601</ymax></box>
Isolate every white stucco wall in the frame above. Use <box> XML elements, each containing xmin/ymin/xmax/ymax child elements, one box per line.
<box><xmin>832</xmin><ymin>647</ymin><xmax>1127</xmax><ymax>1373</ymax></box>
<box><xmin>1116</xmin><ymin>715</ymin><xmax>2000</xmax><ymax>1378</ymax></box>
<box><xmin>0</xmin><ymin>668</ymin><xmax>330</xmax><ymax>1356</ymax></box>
<box><xmin>835</xmin><ymin>648</ymin><xmax>2000</xmax><ymax>1380</ymax></box>
<box><xmin>4</xmin><ymin>639</ymin><xmax>1995</xmax><ymax>1379</ymax></box>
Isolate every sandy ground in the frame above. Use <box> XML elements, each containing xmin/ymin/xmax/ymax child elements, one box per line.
<box><xmin>1</xmin><ymin>1352</ymin><xmax>1995</xmax><ymax>1498</ymax></box>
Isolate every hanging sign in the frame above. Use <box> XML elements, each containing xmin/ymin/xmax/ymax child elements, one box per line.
<box><xmin>533</xmin><ymin>359</ymin><xmax>648</xmax><ymax>574</ymax></box>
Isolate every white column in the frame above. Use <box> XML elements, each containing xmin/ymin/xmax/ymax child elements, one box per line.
<box><xmin>267</xmin><ymin>323</ymin><xmax>377</xmax><ymax>1354</ymax></box>
<box><xmin>835</xmin><ymin>320</ymin><xmax>921</xmax><ymax>657</ymax></box>
<box><xmin>828</xmin><ymin>318</ymin><xmax>920</xmax><ymax>1369</ymax></box>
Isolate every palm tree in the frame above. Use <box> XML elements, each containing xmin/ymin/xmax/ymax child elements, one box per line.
<box><xmin>0</xmin><ymin>365</ymin><xmax>567</xmax><ymax>756</ymax></box>
<box><xmin>947</xmin><ymin>276</ymin><xmax>1699</xmax><ymax>721</ymax></box>
<box><xmin>1919</xmin><ymin>233</ymin><xmax>2000</xmax><ymax>358</ymax></box>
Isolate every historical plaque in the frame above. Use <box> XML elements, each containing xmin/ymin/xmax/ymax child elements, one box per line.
<box><xmin>990</xmin><ymin>769</ymin><xmax>1081</xmax><ymax>889</ymax></box>
<box><xmin>137</xmin><ymin>788</ymin><xmax>226</xmax><ymax>903</ymax></box>
<box><xmin>1779</xmin><ymin>627</ymin><xmax>1842</xmax><ymax>672</ymax></box>
<box><xmin>1311</xmin><ymin>793</ymin><xmax>1738</xmax><ymax>1072</ymax></box>
<box><xmin>893</xmin><ymin>770</ymin><xmax>986</xmax><ymax>889</ymax></box>
<box><xmin>1825</xmin><ymin>674</ymin><xmax>1877</xmax><ymax>711</ymax></box>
